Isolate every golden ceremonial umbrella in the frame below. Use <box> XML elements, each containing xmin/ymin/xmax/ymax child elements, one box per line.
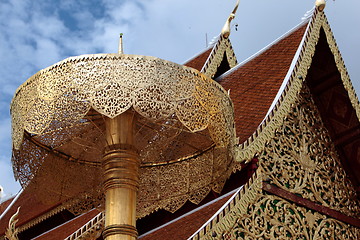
<box><xmin>11</xmin><ymin>53</ymin><xmax>236</xmax><ymax>239</ymax></box>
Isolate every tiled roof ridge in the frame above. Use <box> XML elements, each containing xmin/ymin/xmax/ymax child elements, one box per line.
<box><xmin>32</xmin><ymin>211</ymin><xmax>94</xmax><ymax>239</ymax></box>
<box><xmin>235</xmin><ymin>8</ymin><xmax>360</xmax><ymax>162</ymax></box>
<box><xmin>188</xmin><ymin>9</ymin><xmax>360</xmax><ymax>234</ymax></box>
<box><xmin>0</xmin><ymin>188</ymin><xmax>66</xmax><ymax>237</ymax></box>
<box><xmin>49</xmin><ymin>187</ymin><xmax>241</xmax><ymax>240</ymax></box>
<box><xmin>63</xmin><ymin>211</ymin><xmax>104</xmax><ymax>240</ymax></box>
<box><xmin>0</xmin><ymin>189</ymin><xmax>23</xmax><ymax>222</ymax></box>
<box><xmin>216</xmin><ymin>19</ymin><xmax>309</xmax><ymax>82</ymax></box>
<box><xmin>237</xmin><ymin>8</ymin><xmax>360</xmax><ymax>163</ymax></box>
<box><xmin>236</xmin><ymin>8</ymin><xmax>323</xmax><ymax>162</ymax></box>
<box><xmin>262</xmin><ymin>21</ymin><xmax>313</xmax><ymax>122</ymax></box>
<box><xmin>17</xmin><ymin>204</ymin><xmax>64</xmax><ymax>234</ymax></box>
<box><xmin>139</xmin><ymin>187</ymin><xmax>241</xmax><ymax>239</ymax></box>
<box><xmin>189</xmin><ymin>168</ymin><xmax>262</xmax><ymax>239</ymax></box>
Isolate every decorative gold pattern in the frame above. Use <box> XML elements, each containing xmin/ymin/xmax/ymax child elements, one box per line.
<box><xmin>224</xmin><ymin>194</ymin><xmax>360</xmax><ymax>240</ymax></box>
<box><xmin>236</xmin><ymin>10</ymin><xmax>360</xmax><ymax>162</ymax></box>
<box><xmin>260</xmin><ymin>84</ymin><xmax>360</xmax><ymax>218</ymax></box>
<box><xmin>64</xmin><ymin>212</ymin><xmax>104</xmax><ymax>240</ymax></box>
<box><xmin>191</xmin><ymin>10</ymin><xmax>360</xmax><ymax>237</ymax></box>
<box><xmin>191</xmin><ymin>170</ymin><xmax>263</xmax><ymax>240</ymax></box>
<box><xmin>137</xmin><ymin>145</ymin><xmax>235</xmax><ymax>218</ymax></box>
<box><xmin>11</xmin><ymin>204</ymin><xmax>65</xmax><ymax>234</ymax></box>
<box><xmin>11</xmin><ymin>54</ymin><xmax>237</xmax><ymax>219</ymax></box>
<box><xmin>11</xmin><ymin>54</ymin><xmax>235</xmax><ymax>150</ymax></box>
<box><xmin>201</xmin><ymin>36</ymin><xmax>237</xmax><ymax>79</ymax></box>
<box><xmin>193</xmin><ymin>168</ymin><xmax>359</xmax><ymax>240</ymax></box>
<box><xmin>5</xmin><ymin>207</ymin><xmax>20</xmax><ymax>240</ymax></box>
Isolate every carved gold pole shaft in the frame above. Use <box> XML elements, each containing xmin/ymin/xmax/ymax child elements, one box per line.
<box><xmin>102</xmin><ymin>110</ymin><xmax>139</xmax><ymax>240</ymax></box>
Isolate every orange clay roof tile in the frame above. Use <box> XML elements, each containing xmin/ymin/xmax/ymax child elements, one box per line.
<box><xmin>218</xmin><ymin>23</ymin><xmax>307</xmax><ymax>143</ymax></box>
<box><xmin>140</xmin><ymin>194</ymin><xmax>232</xmax><ymax>240</ymax></box>
<box><xmin>184</xmin><ymin>48</ymin><xmax>212</xmax><ymax>71</ymax></box>
<box><xmin>0</xmin><ymin>188</ymin><xmax>62</xmax><ymax>236</ymax></box>
<box><xmin>32</xmin><ymin>209</ymin><xmax>100</xmax><ymax>240</ymax></box>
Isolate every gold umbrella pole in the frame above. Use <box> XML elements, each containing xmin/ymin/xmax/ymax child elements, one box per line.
<box><xmin>102</xmin><ymin>110</ymin><xmax>139</xmax><ymax>240</ymax></box>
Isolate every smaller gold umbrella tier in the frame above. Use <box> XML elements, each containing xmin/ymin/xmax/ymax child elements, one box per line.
<box><xmin>11</xmin><ymin>54</ymin><xmax>237</xmax><ymax>218</ymax></box>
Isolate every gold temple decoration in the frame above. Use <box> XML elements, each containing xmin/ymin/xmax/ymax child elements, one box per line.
<box><xmin>223</xmin><ymin>194</ymin><xmax>359</xmax><ymax>239</ymax></box>
<box><xmin>118</xmin><ymin>33</ymin><xmax>124</xmax><ymax>54</ymax></box>
<box><xmin>201</xmin><ymin>35</ymin><xmax>238</xmax><ymax>79</ymax></box>
<box><xmin>221</xmin><ymin>0</ymin><xmax>240</xmax><ymax>39</ymax></box>
<box><xmin>191</xmin><ymin>84</ymin><xmax>360</xmax><ymax>239</ymax></box>
<box><xmin>236</xmin><ymin>9</ymin><xmax>360</xmax><ymax>162</ymax></box>
<box><xmin>65</xmin><ymin>212</ymin><xmax>104</xmax><ymax>240</ymax></box>
<box><xmin>5</xmin><ymin>207</ymin><xmax>20</xmax><ymax>240</ymax></box>
<box><xmin>260</xmin><ymin>84</ymin><xmax>360</xmax><ymax>218</ymax></box>
<box><xmin>315</xmin><ymin>0</ymin><xmax>326</xmax><ymax>11</ymax></box>
<box><xmin>11</xmin><ymin>53</ymin><xmax>236</xmax><ymax>239</ymax></box>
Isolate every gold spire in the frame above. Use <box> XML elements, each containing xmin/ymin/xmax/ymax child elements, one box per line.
<box><xmin>315</xmin><ymin>0</ymin><xmax>326</xmax><ymax>11</ymax></box>
<box><xmin>221</xmin><ymin>0</ymin><xmax>240</xmax><ymax>39</ymax></box>
<box><xmin>118</xmin><ymin>33</ymin><xmax>124</xmax><ymax>54</ymax></box>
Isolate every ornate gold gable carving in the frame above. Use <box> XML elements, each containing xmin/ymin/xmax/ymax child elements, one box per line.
<box><xmin>260</xmin><ymin>84</ymin><xmax>360</xmax><ymax>218</ymax></box>
<box><xmin>223</xmin><ymin>194</ymin><xmax>360</xmax><ymax>239</ymax></box>
<box><xmin>201</xmin><ymin>36</ymin><xmax>237</xmax><ymax>79</ymax></box>
<box><xmin>194</xmin><ymin>171</ymin><xmax>359</xmax><ymax>239</ymax></box>
<box><xmin>191</xmin><ymin>85</ymin><xmax>360</xmax><ymax>239</ymax></box>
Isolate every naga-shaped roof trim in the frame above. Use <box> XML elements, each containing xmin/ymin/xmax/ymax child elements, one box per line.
<box><xmin>233</xmin><ymin>8</ymin><xmax>360</xmax><ymax>161</ymax></box>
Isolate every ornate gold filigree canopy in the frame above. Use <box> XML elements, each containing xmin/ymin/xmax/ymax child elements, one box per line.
<box><xmin>11</xmin><ymin>53</ymin><xmax>237</xmax><ymax>218</ymax></box>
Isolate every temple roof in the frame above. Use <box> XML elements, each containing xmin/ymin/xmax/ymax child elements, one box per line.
<box><xmin>32</xmin><ymin>209</ymin><xmax>100</xmax><ymax>240</ymax></box>
<box><xmin>0</xmin><ymin>197</ymin><xmax>13</xmax><ymax>216</ymax></box>
<box><xmin>0</xmin><ymin>188</ymin><xmax>63</xmax><ymax>237</ymax></box>
<box><xmin>184</xmin><ymin>48</ymin><xmax>212</xmax><ymax>71</ymax></box>
<box><xmin>139</xmin><ymin>190</ymin><xmax>234</xmax><ymax>239</ymax></box>
<box><xmin>1</xmin><ymin>6</ymin><xmax>359</xmax><ymax>240</ymax></box>
<box><xmin>218</xmin><ymin>22</ymin><xmax>307</xmax><ymax>142</ymax></box>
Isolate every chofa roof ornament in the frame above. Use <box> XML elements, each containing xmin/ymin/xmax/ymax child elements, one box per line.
<box><xmin>5</xmin><ymin>207</ymin><xmax>20</xmax><ymax>240</ymax></box>
<box><xmin>221</xmin><ymin>0</ymin><xmax>240</xmax><ymax>38</ymax></box>
<box><xmin>315</xmin><ymin>0</ymin><xmax>326</xmax><ymax>11</ymax></box>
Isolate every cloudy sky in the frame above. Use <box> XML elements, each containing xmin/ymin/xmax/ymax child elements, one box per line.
<box><xmin>0</xmin><ymin>0</ymin><xmax>359</xmax><ymax>199</ymax></box>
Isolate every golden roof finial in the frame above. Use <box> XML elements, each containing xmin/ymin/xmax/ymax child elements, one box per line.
<box><xmin>5</xmin><ymin>207</ymin><xmax>20</xmax><ymax>240</ymax></box>
<box><xmin>221</xmin><ymin>0</ymin><xmax>240</xmax><ymax>39</ymax></box>
<box><xmin>315</xmin><ymin>0</ymin><xmax>326</xmax><ymax>11</ymax></box>
<box><xmin>118</xmin><ymin>33</ymin><xmax>124</xmax><ymax>54</ymax></box>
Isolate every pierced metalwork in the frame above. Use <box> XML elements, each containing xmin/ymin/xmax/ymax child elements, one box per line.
<box><xmin>10</xmin><ymin>54</ymin><xmax>237</xmax><ymax>218</ymax></box>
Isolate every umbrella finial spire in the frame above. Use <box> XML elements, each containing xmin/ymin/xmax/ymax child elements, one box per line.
<box><xmin>221</xmin><ymin>0</ymin><xmax>240</xmax><ymax>39</ymax></box>
<box><xmin>118</xmin><ymin>33</ymin><xmax>124</xmax><ymax>54</ymax></box>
